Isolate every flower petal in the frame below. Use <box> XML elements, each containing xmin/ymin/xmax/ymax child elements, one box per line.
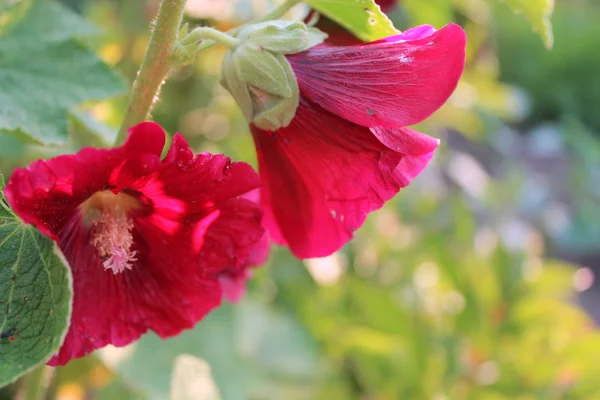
<box><xmin>382</xmin><ymin>25</ymin><xmax>437</xmax><ymax>42</ymax></box>
<box><xmin>219</xmin><ymin>269</ymin><xmax>252</xmax><ymax>303</ymax></box>
<box><xmin>48</xmin><ymin>211</ymin><xmax>223</xmax><ymax>366</ymax></box>
<box><xmin>370</xmin><ymin>126</ymin><xmax>440</xmax><ymax>154</ymax></box>
<box><xmin>239</xmin><ymin>189</ymin><xmax>271</xmax><ymax>266</ymax></box>
<box><xmin>5</xmin><ymin>122</ymin><xmax>165</xmax><ymax>239</ymax></box>
<box><xmin>134</xmin><ymin>134</ymin><xmax>267</xmax><ymax>297</ymax></box>
<box><xmin>215</xmin><ymin>217</ymin><xmax>270</xmax><ymax>304</ymax></box>
<box><xmin>288</xmin><ymin>23</ymin><xmax>466</xmax><ymax>129</ymax></box>
<box><xmin>156</xmin><ymin>134</ymin><xmax>262</xmax><ymax>208</ymax></box>
<box><xmin>251</xmin><ymin>100</ymin><xmax>437</xmax><ymax>258</ymax></box>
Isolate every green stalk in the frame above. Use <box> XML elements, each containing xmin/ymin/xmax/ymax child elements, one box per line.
<box><xmin>180</xmin><ymin>27</ymin><xmax>240</xmax><ymax>49</ymax></box>
<box><xmin>19</xmin><ymin>366</ymin><xmax>50</xmax><ymax>400</ymax></box>
<box><xmin>115</xmin><ymin>0</ymin><xmax>302</xmax><ymax>144</ymax></box>
<box><xmin>115</xmin><ymin>0</ymin><xmax>188</xmax><ymax>145</ymax></box>
<box><xmin>196</xmin><ymin>0</ymin><xmax>303</xmax><ymax>52</ymax></box>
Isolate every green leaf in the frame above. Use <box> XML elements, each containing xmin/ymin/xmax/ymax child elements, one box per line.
<box><xmin>170</xmin><ymin>355</ymin><xmax>221</xmax><ymax>400</ymax></box>
<box><xmin>0</xmin><ymin>0</ymin><xmax>126</xmax><ymax>145</ymax></box>
<box><xmin>402</xmin><ymin>0</ymin><xmax>454</xmax><ymax>28</ymax></box>
<box><xmin>0</xmin><ymin>196</ymin><xmax>72</xmax><ymax>387</ymax></box>
<box><xmin>53</xmin><ymin>355</ymin><xmax>147</xmax><ymax>400</ymax></box>
<box><xmin>0</xmin><ymin>190</ymin><xmax>11</xmax><ymax>224</ymax></box>
<box><xmin>306</xmin><ymin>0</ymin><xmax>399</xmax><ymax>42</ymax></box>
<box><xmin>69</xmin><ymin>110</ymin><xmax>117</xmax><ymax>148</ymax></box>
<box><xmin>106</xmin><ymin>301</ymin><xmax>322</xmax><ymax>400</ymax></box>
<box><xmin>501</xmin><ymin>0</ymin><xmax>555</xmax><ymax>48</ymax></box>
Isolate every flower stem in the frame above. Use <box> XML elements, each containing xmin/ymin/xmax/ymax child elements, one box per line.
<box><xmin>19</xmin><ymin>366</ymin><xmax>50</xmax><ymax>400</ymax></box>
<box><xmin>115</xmin><ymin>0</ymin><xmax>188</xmax><ymax>145</ymax></box>
<box><xmin>196</xmin><ymin>0</ymin><xmax>303</xmax><ymax>52</ymax></box>
<box><xmin>180</xmin><ymin>27</ymin><xmax>240</xmax><ymax>49</ymax></box>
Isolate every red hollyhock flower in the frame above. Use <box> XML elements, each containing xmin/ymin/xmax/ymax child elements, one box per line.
<box><xmin>4</xmin><ymin>122</ymin><xmax>265</xmax><ymax>365</ymax></box>
<box><xmin>250</xmin><ymin>24</ymin><xmax>466</xmax><ymax>258</ymax></box>
<box><xmin>219</xmin><ymin>232</ymin><xmax>269</xmax><ymax>302</ymax></box>
<box><xmin>218</xmin><ymin>189</ymin><xmax>270</xmax><ymax>303</ymax></box>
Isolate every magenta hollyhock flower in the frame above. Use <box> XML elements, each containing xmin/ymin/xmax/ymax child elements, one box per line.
<box><xmin>218</xmin><ymin>189</ymin><xmax>270</xmax><ymax>303</ymax></box>
<box><xmin>250</xmin><ymin>24</ymin><xmax>466</xmax><ymax>258</ymax></box>
<box><xmin>4</xmin><ymin>122</ymin><xmax>265</xmax><ymax>365</ymax></box>
<box><xmin>219</xmin><ymin>232</ymin><xmax>269</xmax><ymax>303</ymax></box>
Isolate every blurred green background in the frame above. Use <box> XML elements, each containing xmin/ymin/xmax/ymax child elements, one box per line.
<box><xmin>3</xmin><ymin>0</ymin><xmax>600</xmax><ymax>398</ymax></box>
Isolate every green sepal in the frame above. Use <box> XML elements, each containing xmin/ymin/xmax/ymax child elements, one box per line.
<box><xmin>222</xmin><ymin>49</ymin><xmax>299</xmax><ymax>131</ymax></box>
<box><xmin>233</xmin><ymin>44</ymin><xmax>292</xmax><ymax>98</ymax></box>
<box><xmin>220</xmin><ymin>20</ymin><xmax>327</xmax><ymax>131</ymax></box>
<box><xmin>251</xmin><ymin>52</ymin><xmax>300</xmax><ymax>131</ymax></box>
<box><xmin>238</xmin><ymin>20</ymin><xmax>328</xmax><ymax>54</ymax></box>
<box><xmin>303</xmin><ymin>28</ymin><xmax>329</xmax><ymax>51</ymax></box>
<box><xmin>221</xmin><ymin>52</ymin><xmax>254</xmax><ymax>122</ymax></box>
<box><xmin>179</xmin><ymin>22</ymin><xmax>189</xmax><ymax>39</ymax></box>
<box><xmin>240</xmin><ymin>21</ymin><xmax>308</xmax><ymax>54</ymax></box>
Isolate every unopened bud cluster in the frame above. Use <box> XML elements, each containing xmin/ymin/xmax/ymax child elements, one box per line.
<box><xmin>221</xmin><ymin>21</ymin><xmax>327</xmax><ymax>130</ymax></box>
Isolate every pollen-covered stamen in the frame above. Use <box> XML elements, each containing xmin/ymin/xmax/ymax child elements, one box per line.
<box><xmin>90</xmin><ymin>209</ymin><xmax>137</xmax><ymax>274</ymax></box>
<box><xmin>81</xmin><ymin>191</ymin><xmax>141</xmax><ymax>275</ymax></box>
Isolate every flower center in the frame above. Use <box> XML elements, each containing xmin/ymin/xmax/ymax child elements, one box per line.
<box><xmin>82</xmin><ymin>191</ymin><xmax>140</xmax><ymax>275</ymax></box>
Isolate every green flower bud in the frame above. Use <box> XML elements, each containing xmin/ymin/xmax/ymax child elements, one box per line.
<box><xmin>238</xmin><ymin>20</ymin><xmax>329</xmax><ymax>54</ymax></box>
<box><xmin>304</xmin><ymin>27</ymin><xmax>329</xmax><ymax>51</ymax></box>
<box><xmin>221</xmin><ymin>21</ymin><xmax>327</xmax><ymax>131</ymax></box>
<box><xmin>221</xmin><ymin>52</ymin><xmax>253</xmax><ymax>122</ymax></box>
<box><xmin>233</xmin><ymin>44</ymin><xmax>292</xmax><ymax>98</ymax></box>
<box><xmin>239</xmin><ymin>21</ymin><xmax>308</xmax><ymax>54</ymax></box>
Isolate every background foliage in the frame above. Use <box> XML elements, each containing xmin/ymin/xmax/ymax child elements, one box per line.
<box><xmin>1</xmin><ymin>0</ymin><xmax>600</xmax><ymax>398</ymax></box>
